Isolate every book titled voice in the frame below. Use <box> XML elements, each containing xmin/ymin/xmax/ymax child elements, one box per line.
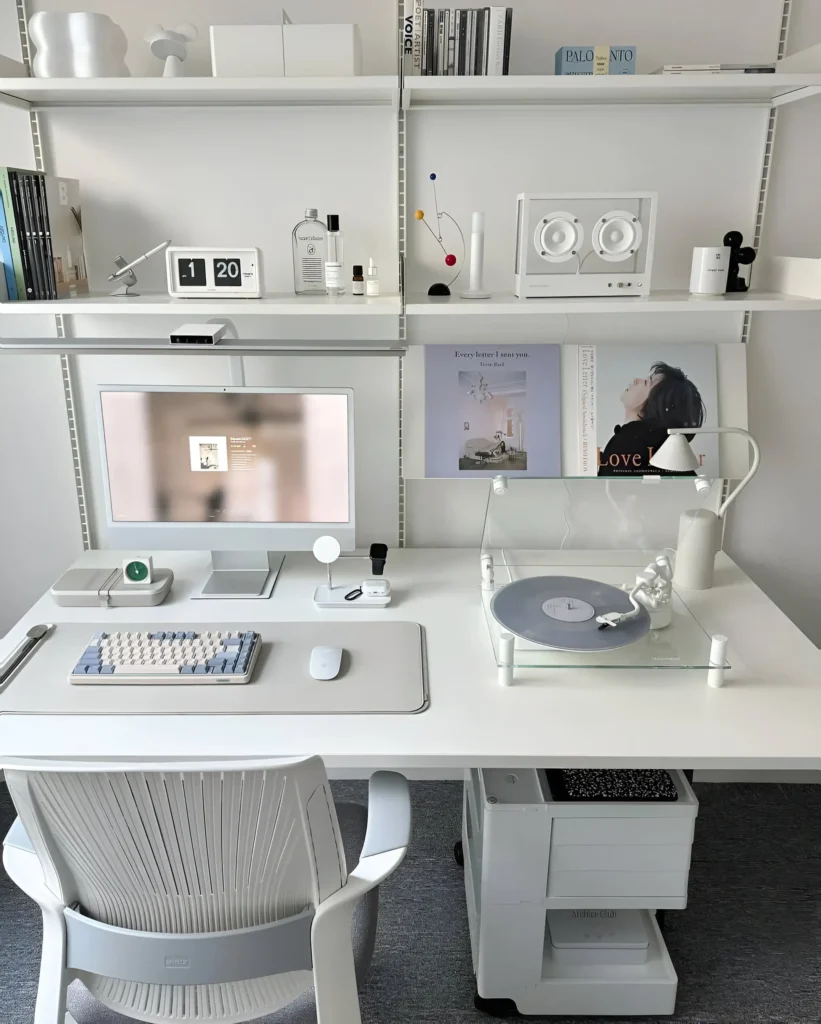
<box><xmin>556</xmin><ymin>45</ymin><xmax>636</xmax><ymax>76</ymax></box>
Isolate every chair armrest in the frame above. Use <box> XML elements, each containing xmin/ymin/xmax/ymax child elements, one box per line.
<box><xmin>360</xmin><ymin>771</ymin><xmax>411</xmax><ymax>858</ymax></box>
<box><xmin>3</xmin><ymin>816</ymin><xmax>35</xmax><ymax>854</ymax></box>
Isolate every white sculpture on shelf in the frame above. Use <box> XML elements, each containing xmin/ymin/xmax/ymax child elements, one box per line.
<box><xmin>145</xmin><ymin>23</ymin><xmax>198</xmax><ymax>78</ymax></box>
<box><xmin>28</xmin><ymin>12</ymin><xmax>130</xmax><ymax>78</ymax></box>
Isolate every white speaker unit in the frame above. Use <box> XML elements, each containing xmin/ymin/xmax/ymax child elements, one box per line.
<box><xmin>514</xmin><ymin>192</ymin><xmax>657</xmax><ymax>299</ymax></box>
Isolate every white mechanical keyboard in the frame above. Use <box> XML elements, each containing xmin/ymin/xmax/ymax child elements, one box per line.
<box><xmin>68</xmin><ymin>629</ymin><xmax>262</xmax><ymax>685</ymax></box>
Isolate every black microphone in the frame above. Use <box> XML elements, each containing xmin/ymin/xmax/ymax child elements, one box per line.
<box><xmin>369</xmin><ymin>543</ymin><xmax>388</xmax><ymax>576</ymax></box>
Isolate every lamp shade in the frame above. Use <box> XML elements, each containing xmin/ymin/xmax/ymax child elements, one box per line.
<box><xmin>649</xmin><ymin>433</ymin><xmax>701</xmax><ymax>473</ymax></box>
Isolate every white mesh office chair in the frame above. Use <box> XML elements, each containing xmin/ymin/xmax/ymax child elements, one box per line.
<box><xmin>2</xmin><ymin>756</ymin><xmax>411</xmax><ymax>1024</ymax></box>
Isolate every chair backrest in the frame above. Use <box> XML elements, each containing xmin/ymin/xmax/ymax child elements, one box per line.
<box><xmin>5</xmin><ymin>756</ymin><xmax>347</xmax><ymax>1023</ymax></box>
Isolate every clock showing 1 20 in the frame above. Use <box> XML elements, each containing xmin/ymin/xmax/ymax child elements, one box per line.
<box><xmin>166</xmin><ymin>247</ymin><xmax>263</xmax><ymax>298</ymax></box>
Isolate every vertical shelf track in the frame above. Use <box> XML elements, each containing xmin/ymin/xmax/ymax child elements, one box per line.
<box><xmin>397</xmin><ymin>0</ymin><xmax>407</xmax><ymax>547</ymax></box>
<box><xmin>741</xmin><ymin>0</ymin><xmax>792</xmax><ymax>346</ymax></box>
<box><xmin>18</xmin><ymin>0</ymin><xmax>93</xmax><ymax>551</ymax></box>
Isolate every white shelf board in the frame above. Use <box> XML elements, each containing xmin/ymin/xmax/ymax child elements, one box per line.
<box><xmin>0</xmin><ymin>293</ymin><xmax>400</xmax><ymax>316</ymax></box>
<box><xmin>406</xmin><ymin>290</ymin><xmax>821</xmax><ymax>316</ymax></box>
<box><xmin>0</xmin><ymin>76</ymin><xmax>398</xmax><ymax>109</ymax></box>
<box><xmin>403</xmin><ymin>74</ymin><xmax>821</xmax><ymax>109</ymax></box>
<box><xmin>0</xmin><ymin>337</ymin><xmax>405</xmax><ymax>355</ymax></box>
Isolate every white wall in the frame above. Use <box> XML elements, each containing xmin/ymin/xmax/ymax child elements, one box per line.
<box><xmin>724</xmin><ymin>6</ymin><xmax>821</xmax><ymax>647</ymax></box>
<box><xmin>3</xmin><ymin>0</ymin><xmax>817</xmax><ymax>642</ymax></box>
<box><xmin>0</xmin><ymin>12</ymin><xmax>84</xmax><ymax>636</ymax></box>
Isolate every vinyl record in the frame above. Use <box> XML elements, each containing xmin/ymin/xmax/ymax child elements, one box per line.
<box><xmin>490</xmin><ymin>575</ymin><xmax>650</xmax><ymax>652</ymax></box>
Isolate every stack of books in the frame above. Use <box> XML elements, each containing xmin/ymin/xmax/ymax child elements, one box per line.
<box><xmin>0</xmin><ymin>167</ymin><xmax>87</xmax><ymax>301</ymax></box>
<box><xmin>405</xmin><ymin>6</ymin><xmax>513</xmax><ymax>76</ymax></box>
<box><xmin>654</xmin><ymin>63</ymin><xmax>775</xmax><ymax>75</ymax></box>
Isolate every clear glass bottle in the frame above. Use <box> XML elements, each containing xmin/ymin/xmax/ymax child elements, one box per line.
<box><xmin>366</xmin><ymin>257</ymin><xmax>380</xmax><ymax>296</ymax></box>
<box><xmin>325</xmin><ymin>214</ymin><xmax>344</xmax><ymax>295</ymax></box>
<box><xmin>292</xmin><ymin>208</ymin><xmax>327</xmax><ymax>295</ymax></box>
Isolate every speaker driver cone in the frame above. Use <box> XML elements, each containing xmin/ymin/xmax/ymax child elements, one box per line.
<box><xmin>535</xmin><ymin>212</ymin><xmax>584</xmax><ymax>263</ymax></box>
<box><xmin>593</xmin><ymin>210</ymin><xmax>643</xmax><ymax>263</ymax></box>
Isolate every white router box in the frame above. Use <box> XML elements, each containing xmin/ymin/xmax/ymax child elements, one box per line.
<box><xmin>514</xmin><ymin>191</ymin><xmax>657</xmax><ymax>298</ymax></box>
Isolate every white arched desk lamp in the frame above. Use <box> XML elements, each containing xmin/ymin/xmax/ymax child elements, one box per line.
<box><xmin>649</xmin><ymin>427</ymin><xmax>761</xmax><ymax>590</ymax></box>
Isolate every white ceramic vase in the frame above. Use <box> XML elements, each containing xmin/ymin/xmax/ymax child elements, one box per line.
<box><xmin>29</xmin><ymin>12</ymin><xmax>130</xmax><ymax>78</ymax></box>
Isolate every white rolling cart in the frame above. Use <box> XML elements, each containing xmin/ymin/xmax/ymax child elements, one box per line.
<box><xmin>458</xmin><ymin>767</ymin><xmax>698</xmax><ymax>1017</ymax></box>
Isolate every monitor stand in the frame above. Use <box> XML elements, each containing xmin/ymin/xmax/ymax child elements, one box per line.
<box><xmin>194</xmin><ymin>551</ymin><xmax>285</xmax><ymax>600</ymax></box>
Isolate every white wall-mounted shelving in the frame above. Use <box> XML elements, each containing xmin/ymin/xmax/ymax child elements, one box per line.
<box><xmin>406</xmin><ymin>290</ymin><xmax>821</xmax><ymax>316</ymax></box>
<box><xmin>403</xmin><ymin>73</ymin><xmax>821</xmax><ymax>109</ymax></box>
<box><xmin>0</xmin><ymin>294</ymin><xmax>400</xmax><ymax>317</ymax></box>
<box><xmin>0</xmin><ymin>76</ymin><xmax>399</xmax><ymax>108</ymax></box>
<box><xmin>0</xmin><ymin>337</ymin><xmax>404</xmax><ymax>355</ymax></box>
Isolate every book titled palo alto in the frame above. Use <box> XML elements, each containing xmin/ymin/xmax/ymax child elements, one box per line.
<box><xmin>555</xmin><ymin>45</ymin><xmax>636</xmax><ymax>75</ymax></box>
<box><xmin>425</xmin><ymin>345</ymin><xmax>562</xmax><ymax>478</ymax></box>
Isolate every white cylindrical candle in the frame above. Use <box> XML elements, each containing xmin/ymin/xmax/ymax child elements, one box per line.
<box><xmin>690</xmin><ymin>246</ymin><xmax>731</xmax><ymax>296</ymax></box>
<box><xmin>673</xmin><ymin>508</ymin><xmax>721</xmax><ymax>590</ymax></box>
<box><xmin>470</xmin><ymin>212</ymin><xmax>485</xmax><ymax>292</ymax></box>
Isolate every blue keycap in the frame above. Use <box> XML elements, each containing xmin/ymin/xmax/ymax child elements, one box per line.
<box><xmin>205</xmin><ymin>666</ymin><xmax>216</xmax><ymax>674</ymax></box>
<box><xmin>180</xmin><ymin>665</ymin><xmax>195</xmax><ymax>674</ymax></box>
<box><xmin>150</xmin><ymin>632</ymin><xmax>164</xmax><ymax>640</ymax></box>
<box><xmin>226</xmin><ymin>657</ymin><xmax>238</xmax><ymax>672</ymax></box>
<box><xmin>207</xmin><ymin>658</ymin><xmax>227</xmax><ymax>670</ymax></box>
<box><xmin>101</xmin><ymin>665</ymin><xmax>115</xmax><ymax>674</ymax></box>
<box><xmin>223</xmin><ymin>637</ymin><xmax>242</xmax><ymax>647</ymax></box>
<box><xmin>92</xmin><ymin>632</ymin><xmax>107</xmax><ymax>641</ymax></box>
<box><xmin>73</xmin><ymin>664</ymin><xmax>89</xmax><ymax>674</ymax></box>
<box><xmin>88</xmin><ymin>665</ymin><xmax>102</xmax><ymax>674</ymax></box>
<box><xmin>194</xmin><ymin>665</ymin><xmax>207</xmax><ymax>674</ymax></box>
<box><xmin>185</xmin><ymin>632</ymin><xmax>195</xmax><ymax>640</ymax></box>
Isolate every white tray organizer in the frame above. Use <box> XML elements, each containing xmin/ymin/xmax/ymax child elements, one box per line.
<box><xmin>462</xmin><ymin>767</ymin><xmax>698</xmax><ymax>1017</ymax></box>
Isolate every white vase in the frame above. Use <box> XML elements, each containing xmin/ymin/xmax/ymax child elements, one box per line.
<box><xmin>29</xmin><ymin>12</ymin><xmax>130</xmax><ymax>78</ymax></box>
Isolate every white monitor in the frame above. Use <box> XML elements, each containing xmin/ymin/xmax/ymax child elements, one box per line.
<box><xmin>97</xmin><ymin>385</ymin><xmax>354</xmax><ymax>598</ymax></box>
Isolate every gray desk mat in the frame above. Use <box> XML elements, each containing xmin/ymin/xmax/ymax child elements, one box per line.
<box><xmin>0</xmin><ymin>622</ymin><xmax>428</xmax><ymax>716</ymax></box>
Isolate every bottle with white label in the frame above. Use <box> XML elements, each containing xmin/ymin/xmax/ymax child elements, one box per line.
<box><xmin>325</xmin><ymin>214</ymin><xmax>344</xmax><ymax>295</ymax></box>
<box><xmin>292</xmin><ymin>208</ymin><xmax>327</xmax><ymax>295</ymax></box>
<box><xmin>366</xmin><ymin>257</ymin><xmax>380</xmax><ymax>296</ymax></box>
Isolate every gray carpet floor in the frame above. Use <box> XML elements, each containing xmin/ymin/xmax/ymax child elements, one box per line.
<box><xmin>2</xmin><ymin>780</ymin><xmax>820</xmax><ymax>1024</ymax></box>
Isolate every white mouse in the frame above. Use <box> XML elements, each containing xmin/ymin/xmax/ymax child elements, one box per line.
<box><xmin>310</xmin><ymin>645</ymin><xmax>343</xmax><ymax>681</ymax></box>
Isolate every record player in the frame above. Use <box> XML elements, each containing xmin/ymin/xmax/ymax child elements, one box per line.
<box><xmin>479</xmin><ymin>477</ymin><xmax>729</xmax><ymax>686</ymax></box>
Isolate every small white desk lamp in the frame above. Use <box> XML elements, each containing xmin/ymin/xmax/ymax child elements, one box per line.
<box><xmin>650</xmin><ymin>426</ymin><xmax>760</xmax><ymax>590</ymax></box>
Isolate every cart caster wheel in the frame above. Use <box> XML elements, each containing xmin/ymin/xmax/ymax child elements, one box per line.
<box><xmin>474</xmin><ymin>993</ymin><xmax>518</xmax><ymax>1018</ymax></box>
<box><xmin>453</xmin><ymin>840</ymin><xmax>464</xmax><ymax>866</ymax></box>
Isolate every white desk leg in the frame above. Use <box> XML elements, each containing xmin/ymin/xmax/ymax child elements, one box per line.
<box><xmin>708</xmin><ymin>634</ymin><xmax>728</xmax><ymax>688</ymax></box>
<box><xmin>499</xmin><ymin>632</ymin><xmax>515</xmax><ymax>687</ymax></box>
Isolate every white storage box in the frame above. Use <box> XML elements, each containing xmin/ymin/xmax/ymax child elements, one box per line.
<box><xmin>462</xmin><ymin>767</ymin><xmax>697</xmax><ymax>1016</ymax></box>
<box><xmin>210</xmin><ymin>25</ymin><xmax>284</xmax><ymax>78</ymax></box>
<box><xmin>547</xmin><ymin>909</ymin><xmax>649</xmax><ymax>966</ymax></box>
<box><xmin>283</xmin><ymin>24</ymin><xmax>361</xmax><ymax>77</ymax></box>
<box><xmin>468</xmin><ymin>767</ymin><xmax>697</xmax><ymax>911</ymax></box>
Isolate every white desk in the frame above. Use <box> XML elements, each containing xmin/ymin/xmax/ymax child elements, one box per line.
<box><xmin>1</xmin><ymin>548</ymin><xmax>820</xmax><ymax>770</ymax></box>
